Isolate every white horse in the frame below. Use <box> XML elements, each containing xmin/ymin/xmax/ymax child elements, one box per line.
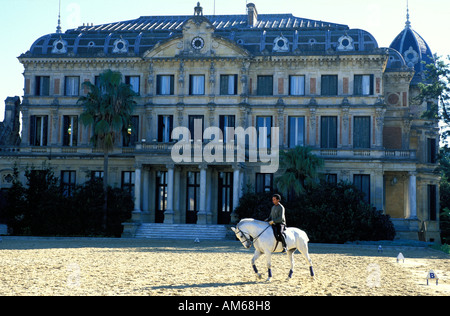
<box><xmin>231</xmin><ymin>218</ymin><xmax>314</xmax><ymax>282</ymax></box>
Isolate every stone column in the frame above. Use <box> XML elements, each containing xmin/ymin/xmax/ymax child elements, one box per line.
<box><xmin>134</xmin><ymin>165</ymin><xmax>142</xmax><ymax>212</ymax></box>
<box><xmin>197</xmin><ymin>164</ymin><xmax>208</xmax><ymax>224</ymax></box>
<box><xmin>408</xmin><ymin>172</ymin><xmax>417</xmax><ymax>219</ymax></box>
<box><xmin>164</xmin><ymin>164</ymin><xmax>175</xmax><ymax>224</ymax></box>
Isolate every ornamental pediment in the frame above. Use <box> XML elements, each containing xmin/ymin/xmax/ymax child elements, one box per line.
<box><xmin>143</xmin><ymin>17</ymin><xmax>250</xmax><ymax>59</ymax></box>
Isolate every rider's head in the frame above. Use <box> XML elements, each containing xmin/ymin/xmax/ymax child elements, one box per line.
<box><xmin>272</xmin><ymin>194</ymin><xmax>281</xmax><ymax>205</ymax></box>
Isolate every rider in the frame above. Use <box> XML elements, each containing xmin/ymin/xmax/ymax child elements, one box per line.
<box><xmin>266</xmin><ymin>194</ymin><xmax>287</xmax><ymax>253</ymax></box>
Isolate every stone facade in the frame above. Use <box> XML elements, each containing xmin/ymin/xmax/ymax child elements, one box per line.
<box><xmin>0</xmin><ymin>3</ymin><xmax>441</xmax><ymax>241</ymax></box>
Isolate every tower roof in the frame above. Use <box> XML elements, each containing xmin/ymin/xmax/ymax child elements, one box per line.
<box><xmin>389</xmin><ymin>7</ymin><xmax>434</xmax><ymax>84</ymax></box>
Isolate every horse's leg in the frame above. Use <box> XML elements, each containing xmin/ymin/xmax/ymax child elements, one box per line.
<box><xmin>251</xmin><ymin>250</ymin><xmax>263</xmax><ymax>280</ymax></box>
<box><xmin>287</xmin><ymin>249</ymin><xmax>295</xmax><ymax>280</ymax></box>
<box><xmin>297</xmin><ymin>239</ymin><xmax>315</xmax><ymax>279</ymax></box>
<box><xmin>265</xmin><ymin>252</ymin><xmax>272</xmax><ymax>282</ymax></box>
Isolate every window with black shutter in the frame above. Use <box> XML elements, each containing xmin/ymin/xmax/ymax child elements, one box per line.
<box><xmin>354</xmin><ymin>75</ymin><xmax>374</xmax><ymax>95</ymax></box>
<box><xmin>156</xmin><ymin>75</ymin><xmax>174</xmax><ymax>95</ymax></box>
<box><xmin>63</xmin><ymin>115</ymin><xmax>78</xmax><ymax>147</ymax></box>
<box><xmin>123</xmin><ymin>116</ymin><xmax>139</xmax><ymax>147</ymax></box>
<box><xmin>30</xmin><ymin>115</ymin><xmax>48</xmax><ymax>146</ymax></box>
<box><xmin>257</xmin><ymin>76</ymin><xmax>273</xmax><ymax>96</ymax></box>
<box><xmin>353</xmin><ymin>116</ymin><xmax>371</xmax><ymax>149</ymax></box>
<box><xmin>35</xmin><ymin>76</ymin><xmax>50</xmax><ymax>96</ymax></box>
<box><xmin>354</xmin><ymin>174</ymin><xmax>370</xmax><ymax>203</ymax></box>
<box><xmin>320</xmin><ymin>116</ymin><xmax>337</xmax><ymax>148</ymax></box>
<box><xmin>157</xmin><ymin>115</ymin><xmax>174</xmax><ymax>142</ymax></box>
<box><xmin>220</xmin><ymin>75</ymin><xmax>238</xmax><ymax>95</ymax></box>
<box><xmin>321</xmin><ymin>75</ymin><xmax>338</xmax><ymax>96</ymax></box>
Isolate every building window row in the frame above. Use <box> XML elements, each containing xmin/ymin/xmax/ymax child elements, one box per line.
<box><xmin>31</xmin><ymin>74</ymin><xmax>376</xmax><ymax>97</ymax></box>
<box><xmin>28</xmin><ymin>113</ymin><xmax>377</xmax><ymax>150</ymax></box>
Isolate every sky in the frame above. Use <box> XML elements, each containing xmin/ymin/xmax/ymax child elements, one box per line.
<box><xmin>1</xmin><ymin>0</ymin><xmax>449</xmax><ymax>121</ymax></box>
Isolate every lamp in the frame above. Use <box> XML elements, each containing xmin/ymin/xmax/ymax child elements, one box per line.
<box><xmin>127</xmin><ymin>125</ymin><xmax>132</xmax><ymax>135</ymax></box>
<box><xmin>68</xmin><ymin>124</ymin><xmax>72</xmax><ymax>135</ymax></box>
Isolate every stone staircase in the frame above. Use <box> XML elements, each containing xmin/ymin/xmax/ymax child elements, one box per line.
<box><xmin>135</xmin><ymin>223</ymin><xmax>233</xmax><ymax>240</ymax></box>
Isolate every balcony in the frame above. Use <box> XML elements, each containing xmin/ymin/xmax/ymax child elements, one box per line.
<box><xmin>0</xmin><ymin>143</ymin><xmax>417</xmax><ymax>163</ymax></box>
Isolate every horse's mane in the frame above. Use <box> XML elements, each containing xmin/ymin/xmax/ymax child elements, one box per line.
<box><xmin>237</xmin><ymin>218</ymin><xmax>270</xmax><ymax>229</ymax></box>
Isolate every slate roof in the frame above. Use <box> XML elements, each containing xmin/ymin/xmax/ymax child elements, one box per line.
<box><xmin>22</xmin><ymin>12</ymin><xmax>380</xmax><ymax>58</ymax></box>
<box><xmin>390</xmin><ymin>22</ymin><xmax>434</xmax><ymax>84</ymax></box>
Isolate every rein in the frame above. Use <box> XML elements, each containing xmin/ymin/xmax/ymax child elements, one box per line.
<box><xmin>236</xmin><ymin>223</ymin><xmax>271</xmax><ymax>248</ymax></box>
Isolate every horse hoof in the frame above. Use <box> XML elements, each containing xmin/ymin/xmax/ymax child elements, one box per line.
<box><xmin>256</xmin><ymin>273</ymin><xmax>262</xmax><ymax>280</ymax></box>
<box><xmin>266</xmin><ymin>278</ymin><xmax>272</xmax><ymax>282</ymax></box>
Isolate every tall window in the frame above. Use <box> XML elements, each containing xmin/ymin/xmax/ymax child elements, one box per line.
<box><xmin>255</xmin><ymin>173</ymin><xmax>273</xmax><ymax>193</ymax></box>
<box><xmin>189</xmin><ymin>75</ymin><xmax>205</xmax><ymax>95</ymax></box>
<box><xmin>219</xmin><ymin>115</ymin><xmax>235</xmax><ymax>143</ymax></box>
<box><xmin>289</xmin><ymin>75</ymin><xmax>305</xmax><ymax>96</ymax></box>
<box><xmin>155</xmin><ymin>171</ymin><xmax>167</xmax><ymax>223</ymax></box>
<box><xmin>320</xmin><ymin>116</ymin><xmax>337</xmax><ymax>148</ymax></box>
<box><xmin>218</xmin><ymin>172</ymin><xmax>233</xmax><ymax>224</ymax></box>
<box><xmin>354</xmin><ymin>174</ymin><xmax>370</xmax><ymax>203</ymax></box>
<box><xmin>321</xmin><ymin>75</ymin><xmax>338</xmax><ymax>96</ymax></box>
<box><xmin>186</xmin><ymin>171</ymin><xmax>200</xmax><ymax>224</ymax></box>
<box><xmin>61</xmin><ymin>171</ymin><xmax>76</xmax><ymax>197</ymax></box>
<box><xmin>123</xmin><ymin>116</ymin><xmax>139</xmax><ymax>147</ymax></box>
<box><xmin>122</xmin><ymin>171</ymin><xmax>135</xmax><ymax>196</ymax></box>
<box><xmin>354</xmin><ymin>75</ymin><xmax>374</xmax><ymax>95</ymax></box>
<box><xmin>158</xmin><ymin>115</ymin><xmax>173</xmax><ymax>143</ymax></box>
<box><xmin>35</xmin><ymin>76</ymin><xmax>50</xmax><ymax>96</ymax></box>
<box><xmin>257</xmin><ymin>75</ymin><xmax>273</xmax><ymax>96</ymax></box>
<box><xmin>65</xmin><ymin>76</ymin><xmax>80</xmax><ymax>96</ymax></box>
<box><xmin>256</xmin><ymin>116</ymin><xmax>272</xmax><ymax>148</ymax></box>
<box><xmin>428</xmin><ymin>185</ymin><xmax>437</xmax><ymax>221</ymax></box>
<box><xmin>353</xmin><ymin>116</ymin><xmax>371</xmax><ymax>149</ymax></box>
<box><xmin>125</xmin><ymin>76</ymin><xmax>140</xmax><ymax>95</ymax></box>
<box><xmin>157</xmin><ymin>75</ymin><xmax>174</xmax><ymax>95</ymax></box>
<box><xmin>189</xmin><ymin>115</ymin><xmax>204</xmax><ymax>142</ymax></box>
<box><xmin>427</xmin><ymin>138</ymin><xmax>437</xmax><ymax>163</ymax></box>
<box><xmin>220</xmin><ymin>75</ymin><xmax>238</xmax><ymax>95</ymax></box>
<box><xmin>63</xmin><ymin>115</ymin><xmax>78</xmax><ymax>147</ymax></box>
<box><xmin>288</xmin><ymin>116</ymin><xmax>305</xmax><ymax>148</ymax></box>
<box><xmin>30</xmin><ymin>115</ymin><xmax>48</xmax><ymax>146</ymax></box>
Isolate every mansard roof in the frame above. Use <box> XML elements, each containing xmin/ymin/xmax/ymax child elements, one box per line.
<box><xmin>390</xmin><ymin>23</ymin><xmax>434</xmax><ymax>84</ymax></box>
<box><xmin>21</xmin><ymin>11</ymin><xmax>380</xmax><ymax>59</ymax></box>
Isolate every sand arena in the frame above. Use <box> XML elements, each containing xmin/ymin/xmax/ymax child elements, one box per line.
<box><xmin>0</xmin><ymin>237</ymin><xmax>448</xmax><ymax>296</ymax></box>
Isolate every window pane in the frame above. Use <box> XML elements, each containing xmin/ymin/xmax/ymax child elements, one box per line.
<box><xmin>290</xmin><ymin>76</ymin><xmax>305</xmax><ymax>95</ymax></box>
<box><xmin>289</xmin><ymin>116</ymin><xmax>305</xmax><ymax>148</ymax></box>
<box><xmin>190</xmin><ymin>75</ymin><xmax>205</xmax><ymax>95</ymax></box>
<box><xmin>65</xmin><ymin>77</ymin><xmax>80</xmax><ymax>96</ymax></box>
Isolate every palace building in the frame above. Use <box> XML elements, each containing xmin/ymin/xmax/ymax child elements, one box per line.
<box><xmin>0</xmin><ymin>3</ymin><xmax>440</xmax><ymax>241</ymax></box>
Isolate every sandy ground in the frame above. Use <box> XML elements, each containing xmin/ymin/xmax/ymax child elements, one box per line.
<box><xmin>0</xmin><ymin>237</ymin><xmax>448</xmax><ymax>296</ymax></box>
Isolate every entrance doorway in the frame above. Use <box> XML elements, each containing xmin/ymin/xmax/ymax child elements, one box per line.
<box><xmin>218</xmin><ymin>172</ymin><xmax>233</xmax><ymax>224</ymax></box>
<box><xmin>155</xmin><ymin>171</ymin><xmax>167</xmax><ymax>223</ymax></box>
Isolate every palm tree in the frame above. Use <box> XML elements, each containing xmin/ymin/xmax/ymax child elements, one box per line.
<box><xmin>78</xmin><ymin>70</ymin><xmax>136</xmax><ymax>229</ymax></box>
<box><xmin>276</xmin><ymin>146</ymin><xmax>324</xmax><ymax>198</ymax></box>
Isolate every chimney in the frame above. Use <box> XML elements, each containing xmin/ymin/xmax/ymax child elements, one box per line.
<box><xmin>247</xmin><ymin>3</ymin><xmax>258</xmax><ymax>27</ymax></box>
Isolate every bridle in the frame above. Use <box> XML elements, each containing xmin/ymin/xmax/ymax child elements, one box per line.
<box><xmin>235</xmin><ymin>223</ymin><xmax>271</xmax><ymax>248</ymax></box>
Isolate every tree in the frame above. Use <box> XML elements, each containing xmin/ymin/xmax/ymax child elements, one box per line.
<box><xmin>275</xmin><ymin>146</ymin><xmax>324</xmax><ymax>198</ymax></box>
<box><xmin>416</xmin><ymin>54</ymin><xmax>450</xmax><ymax>142</ymax></box>
<box><xmin>78</xmin><ymin>70</ymin><xmax>136</xmax><ymax>228</ymax></box>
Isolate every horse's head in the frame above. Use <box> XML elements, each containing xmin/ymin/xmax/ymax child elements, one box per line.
<box><xmin>231</xmin><ymin>226</ymin><xmax>252</xmax><ymax>249</ymax></box>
